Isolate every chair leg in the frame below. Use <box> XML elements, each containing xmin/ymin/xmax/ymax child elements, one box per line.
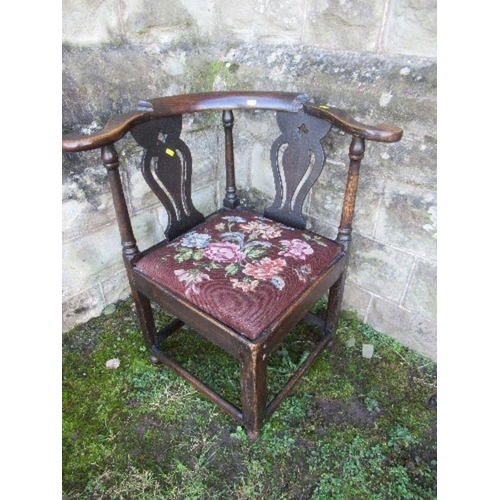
<box><xmin>132</xmin><ymin>290</ymin><xmax>158</xmax><ymax>359</ymax></box>
<box><xmin>240</xmin><ymin>348</ymin><xmax>268</xmax><ymax>441</ymax></box>
<box><xmin>325</xmin><ymin>273</ymin><xmax>347</xmax><ymax>334</ymax></box>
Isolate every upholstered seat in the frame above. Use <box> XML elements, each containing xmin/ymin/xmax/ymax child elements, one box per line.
<box><xmin>134</xmin><ymin>210</ymin><xmax>342</xmax><ymax>340</ymax></box>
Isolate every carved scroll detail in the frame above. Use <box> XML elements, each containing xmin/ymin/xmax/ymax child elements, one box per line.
<box><xmin>265</xmin><ymin>110</ymin><xmax>332</xmax><ymax>229</ymax></box>
<box><xmin>131</xmin><ymin>116</ymin><xmax>204</xmax><ymax>240</ymax></box>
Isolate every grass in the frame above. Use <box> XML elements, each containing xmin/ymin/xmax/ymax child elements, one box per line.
<box><xmin>62</xmin><ymin>298</ymin><xmax>437</xmax><ymax>499</ymax></box>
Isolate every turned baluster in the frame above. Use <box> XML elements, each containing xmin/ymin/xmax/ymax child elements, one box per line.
<box><xmin>101</xmin><ymin>144</ymin><xmax>140</xmax><ymax>265</ymax></box>
<box><xmin>336</xmin><ymin>136</ymin><xmax>366</xmax><ymax>251</ymax></box>
<box><xmin>101</xmin><ymin>144</ymin><xmax>157</xmax><ymax>348</ymax></box>
<box><xmin>326</xmin><ymin>136</ymin><xmax>366</xmax><ymax>333</ymax></box>
<box><xmin>222</xmin><ymin>109</ymin><xmax>239</xmax><ymax>209</ymax></box>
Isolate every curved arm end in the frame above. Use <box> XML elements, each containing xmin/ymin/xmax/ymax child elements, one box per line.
<box><xmin>62</xmin><ymin>111</ymin><xmax>151</xmax><ymax>153</ymax></box>
<box><xmin>304</xmin><ymin>103</ymin><xmax>403</xmax><ymax>143</ymax></box>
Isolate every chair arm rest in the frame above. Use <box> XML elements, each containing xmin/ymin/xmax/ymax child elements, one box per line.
<box><xmin>304</xmin><ymin>103</ymin><xmax>403</xmax><ymax>143</ymax></box>
<box><xmin>62</xmin><ymin>112</ymin><xmax>151</xmax><ymax>152</ymax></box>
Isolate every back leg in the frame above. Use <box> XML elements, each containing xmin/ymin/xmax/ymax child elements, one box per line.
<box><xmin>325</xmin><ymin>272</ymin><xmax>347</xmax><ymax>335</ymax></box>
<box><xmin>132</xmin><ymin>290</ymin><xmax>159</xmax><ymax>363</ymax></box>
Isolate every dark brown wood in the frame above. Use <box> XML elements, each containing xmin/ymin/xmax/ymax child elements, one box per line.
<box><xmin>304</xmin><ymin>103</ymin><xmax>403</xmax><ymax>143</ymax></box>
<box><xmin>265</xmin><ymin>110</ymin><xmax>332</xmax><ymax>229</ymax></box>
<box><xmin>222</xmin><ymin>110</ymin><xmax>239</xmax><ymax>209</ymax></box>
<box><xmin>325</xmin><ymin>273</ymin><xmax>346</xmax><ymax>334</ymax></box>
<box><xmin>142</xmin><ymin>91</ymin><xmax>309</xmax><ymax>116</ymax></box>
<box><xmin>101</xmin><ymin>144</ymin><xmax>158</xmax><ymax>349</ymax></box>
<box><xmin>336</xmin><ymin>136</ymin><xmax>365</xmax><ymax>249</ymax></box>
<box><xmin>157</xmin><ymin>318</ymin><xmax>185</xmax><ymax>344</ymax></box>
<box><xmin>130</xmin><ymin>116</ymin><xmax>204</xmax><ymax>240</ymax></box>
<box><xmin>302</xmin><ymin>312</ymin><xmax>327</xmax><ymax>331</ymax></box>
<box><xmin>63</xmin><ymin>90</ymin><xmax>403</xmax><ymax>441</ymax></box>
<box><xmin>240</xmin><ymin>347</ymin><xmax>268</xmax><ymax>440</ymax></box>
<box><xmin>101</xmin><ymin>145</ymin><xmax>140</xmax><ymax>263</ymax></box>
<box><xmin>63</xmin><ymin>112</ymin><xmax>151</xmax><ymax>152</ymax></box>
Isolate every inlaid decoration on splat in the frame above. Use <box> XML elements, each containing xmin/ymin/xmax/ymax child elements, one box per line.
<box><xmin>130</xmin><ymin>116</ymin><xmax>204</xmax><ymax>240</ymax></box>
<box><xmin>264</xmin><ymin>110</ymin><xmax>332</xmax><ymax>229</ymax></box>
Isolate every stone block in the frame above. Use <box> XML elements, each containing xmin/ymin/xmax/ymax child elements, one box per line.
<box><xmin>120</xmin><ymin>0</ymin><xmax>216</xmax><ymax>47</ymax></box>
<box><xmin>62</xmin><ymin>149</ymin><xmax>109</xmax><ymax>207</ymax></box>
<box><xmin>367</xmin><ymin>296</ymin><xmax>436</xmax><ymax>360</ymax></box>
<box><xmin>348</xmin><ymin>234</ymin><xmax>414</xmax><ymax>303</ymax></box>
<box><xmin>403</xmin><ymin>259</ymin><xmax>437</xmax><ymax>321</ymax></box>
<box><xmin>127</xmin><ymin>170</ymin><xmax>160</xmax><ymax>213</ymax></box>
<box><xmin>62</xmin><ymin>224</ymin><xmax>123</xmax><ymax>297</ymax></box>
<box><xmin>62</xmin><ymin>196</ymin><xmax>115</xmax><ymax>243</ymax></box>
<box><xmin>341</xmin><ymin>282</ymin><xmax>372</xmax><ymax>320</ymax></box>
<box><xmin>62</xmin><ymin>46</ymin><xmax>188</xmax><ymax>129</ymax></box>
<box><xmin>131</xmin><ymin>210</ymin><xmax>170</xmax><ymax>249</ymax></box>
<box><xmin>62</xmin><ymin>0</ymin><xmax>120</xmax><ymax>45</ymax></box>
<box><xmin>216</xmin><ymin>0</ymin><xmax>306</xmax><ymax>44</ymax></box>
<box><xmin>306</xmin><ymin>216</ymin><xmax>337</xmax><ymax>241</ymax></box>
<box><xmin>308</xmin><ymin>162</ymin><xmax>345</xmax><ymax>231</ymax></box>
<box><xmin>385</xmin><ymin>0</ymin><xmax>437</xmax><ymax>57</ymax></box>
<box><xmin>183</xmin><ymin>128</ymin><xmax>221</xmax><ymax>191</ymax></box>
<box><xmin>223</xmin><ymin>45</ymin><xmax>436</xmax><ymax>136</ymax></box>
<box><xmin>62</xmin><ymin>286</ymin><xmax>105</xmax><ymax>333</ymax></box>
<box><xmin>63</xmin><ymin>210</ymin><xmax>165</xmax><ymax>296</ymax></box>
<box><xmin>365</xmin><ymin>132</ymin><xmax>437</xmax><ymax>188</ymax></box>
<box><xmin>193</xmin><ymin>184</ymin><xmax>218</xmax><ymax>215</ymax></box>
<box><xmin>374</xmin><ymin>179</ymin><xmax>437</xmax><ymax>259</ymax></box>
<box><xmin>236</xmin><ymin>112</ymin><xmax>281</xmax><ymax>199</ymax></box>
<box><xmin>304</xmin><ymin>0</ymin><xmax>386</xmax><ymax>51</ymax></box>
<box><xmin>101</xmin><ymin>269</ymin><xmax>131</xmax><ymax>307</ymax></box>
<box><xmin>310</xmin><ymin>161</ymin><xmax>385</xmax><ymax>238</ymax></box>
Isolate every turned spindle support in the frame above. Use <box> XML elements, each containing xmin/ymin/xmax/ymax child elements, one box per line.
<box><xmin>222</xmin><ymin>110</ymin><xmax>240</xmax><ymax>209</ymax></box>
<box><xmin>336</xmin><ymin>136</ymin><xmax>366</xmax><ymax>251</ymax></box>
<box><xmin>101</xmin><ymin>144</ymin><xmax>157</xmax><ymax>349</ymax></box>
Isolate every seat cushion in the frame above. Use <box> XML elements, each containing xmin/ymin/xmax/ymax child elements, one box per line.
<box><xmin>134</xmin><ymin>210</ymin><xmax>342</xmax><ymax>340</ymax></box>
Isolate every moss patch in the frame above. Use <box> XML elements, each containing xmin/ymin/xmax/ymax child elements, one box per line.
<box><xmin>63</xmin><ymin>299</ymin><xmax>436</xmax><ymax>499</ymax></box>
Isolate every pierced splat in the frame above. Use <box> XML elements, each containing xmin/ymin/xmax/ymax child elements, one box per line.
<box><xmin>130</xmin><ymin>116</ymin><xmax>204</xmax><ymax>240</ymax></box>
<box><xmin>265</xmin><ymin>110</ymin><xmax>332</xmax><ymax>229</ymax></box>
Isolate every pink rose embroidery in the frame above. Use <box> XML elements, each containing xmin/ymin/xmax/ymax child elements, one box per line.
<box><xmin>174</xmin><ymin>269</ymin><xmax>210</xmax><ymax>298</ymax></box>
<box><xmin>239</xmin><ymin>221</ymin><xmax>283</xmax><ymax>239</ymax></box>
<box><xmin>243</xmin><ymin>257</ymin><xmax>287</xmax><ymax>280</ymax></box>
<box><xmin>202</xmin><ymin>242</ymin><xmax>245</xmax><ymax>263</ymax></box>
<box><xmin>279</xmin><ymin>239</ymin><xmax>314</xmax><ymax>260</ymax></box>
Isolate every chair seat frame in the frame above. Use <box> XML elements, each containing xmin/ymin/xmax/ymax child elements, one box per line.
<box><xmin>63</xmin><ymin>91</ymin><xmax>402</xmax><ymax>440</ymax></box>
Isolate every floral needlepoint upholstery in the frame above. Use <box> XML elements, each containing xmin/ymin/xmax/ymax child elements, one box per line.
<box><xmin>134</xmin><ymin>210</ymin><xmax>342</xmax><ymax>339</ymax></box>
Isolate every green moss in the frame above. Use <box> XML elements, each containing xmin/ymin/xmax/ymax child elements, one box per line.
<box><xmin>63</xmin><ymin>299</ymin><xmax>436</xmax><ymax>498</ymax></box>
<box><xmin>187</xmin><ymin>59</ymin><xmax>241</xmax><ymax>95</ymax></box>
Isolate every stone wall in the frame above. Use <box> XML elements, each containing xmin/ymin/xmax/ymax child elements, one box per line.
<box><xmin>62</xmin><ymin>0</ymin><xmax>437</xmax><ymax>359</ymax></box>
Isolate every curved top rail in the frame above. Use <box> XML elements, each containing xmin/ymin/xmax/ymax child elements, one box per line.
<box><xmin>62</xmin><ymin>91</ymin><xmax>403</xmax><ymax>153</ymax></box>
<box><xmin>62</xmin><ymin>91</ymin><xmax>308</xmax><ymax>153</ymax></box>
<box><xmin>140</xmin><ymin>91</ymin><xmax>309</xmax><ymax>116</ymax></box>
<box><xmin>304</xmin><ymin>103</ymin><xmax>403</xmax><ymax>143</ymax></box>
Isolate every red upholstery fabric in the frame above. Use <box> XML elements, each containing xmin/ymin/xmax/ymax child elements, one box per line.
<box><xmin>134</xmin><ymin>210</ymin><xmax>342</xmax><ymax>340</ymax></box>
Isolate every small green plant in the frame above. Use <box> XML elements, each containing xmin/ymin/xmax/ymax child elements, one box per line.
<box><xmin>388</xmin><ymin>424</ymin><xmax>415</xmax><ymax>448</ymax></box>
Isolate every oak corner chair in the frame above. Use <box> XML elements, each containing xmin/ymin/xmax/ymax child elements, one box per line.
<box><xmin>62</xmin><ymin>91</ymin><xmax>402</xmax><ymax>440</ymax></box>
